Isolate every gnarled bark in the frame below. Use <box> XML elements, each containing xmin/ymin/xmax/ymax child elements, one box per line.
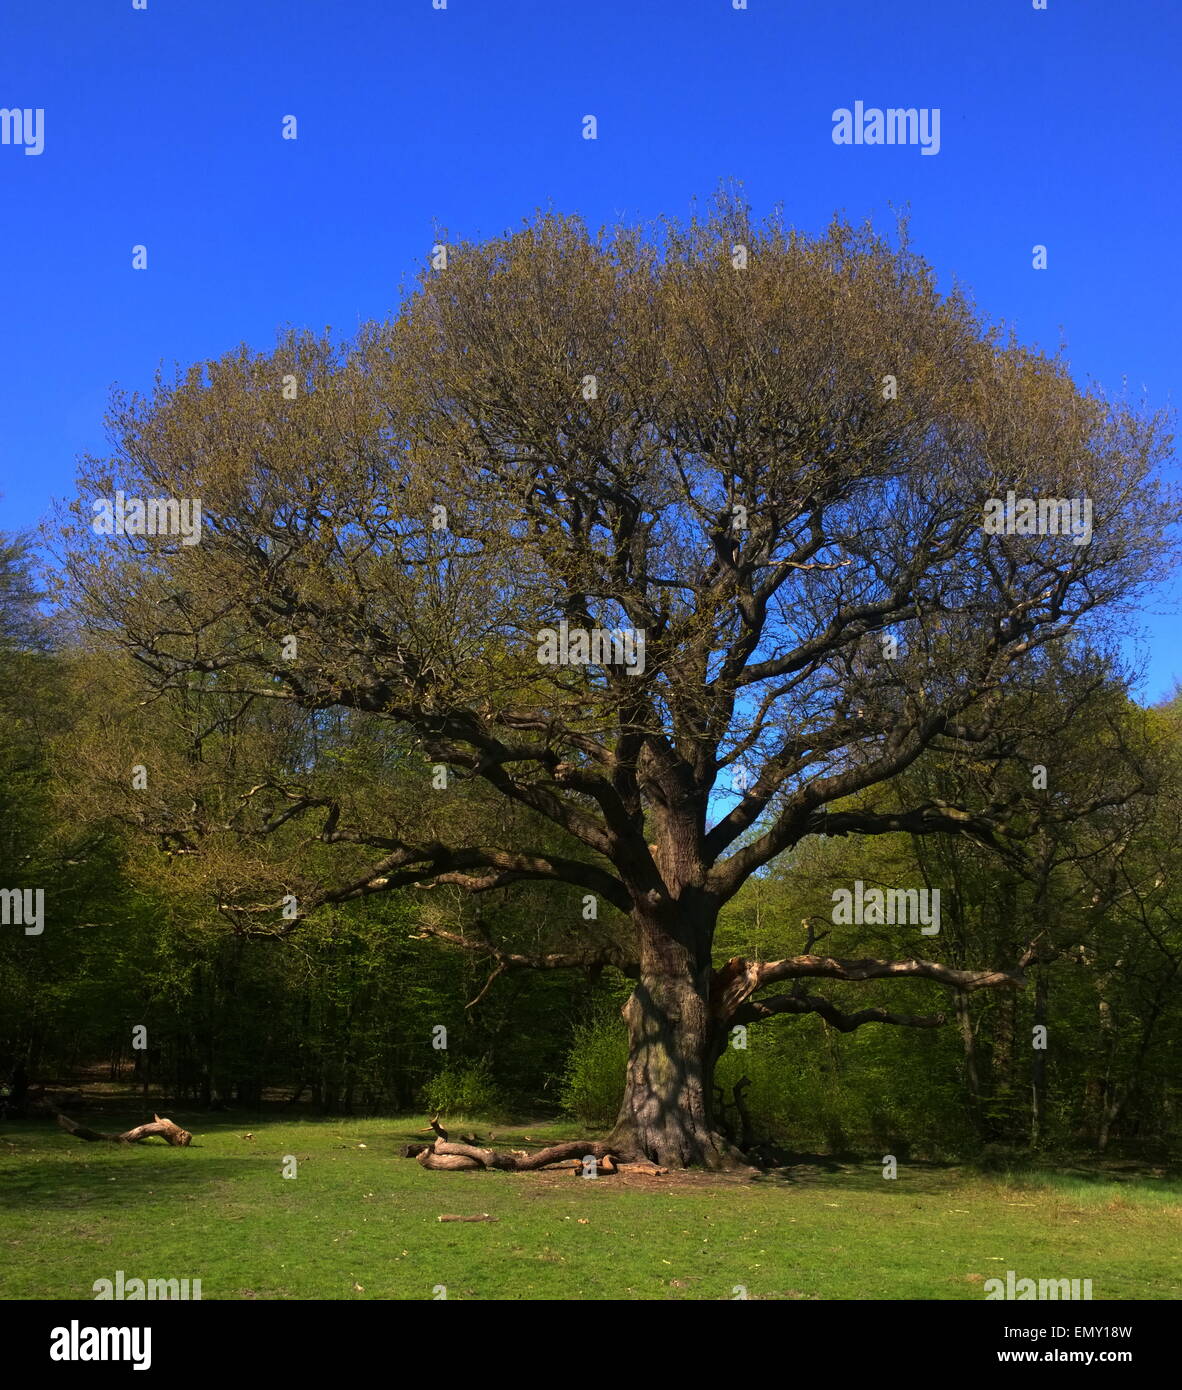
<box><xmin>608</xmin><ymin>968</ymin><xmax>743</xmax><ymax>1170</ymax></box>
<box><xmin>606</xmin><ymin>896</ymin><xmax>750</xmax><ymax>1170</ymax></box>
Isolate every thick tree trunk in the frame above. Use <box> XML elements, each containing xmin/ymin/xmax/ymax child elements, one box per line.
<box><xmin>607</xmin><ymin>898</ymin><xmax>744</xmax><ymax>1170</ymax></box>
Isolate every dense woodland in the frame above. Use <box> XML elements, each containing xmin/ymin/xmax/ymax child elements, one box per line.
<box><xmin>3</xmin><ymin>515</ymin><xmax>1179</xmax><ymax>1159</ymax></box>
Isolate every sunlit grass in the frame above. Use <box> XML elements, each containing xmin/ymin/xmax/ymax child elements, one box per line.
<box><xmin>2</xmin><ymin>1114</ymin><xmax>1178</xmax><ymax>1300</ymax></box>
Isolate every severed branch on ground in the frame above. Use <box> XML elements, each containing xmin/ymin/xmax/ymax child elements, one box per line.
<box><xmin>52</xmin><ymin>1108</ymin><xmax>192</xmax><ymax>1146</ymax></box>
<box><xmin>411</xmin><ymin>1115</ymin><xmax>665</xmax><ymax>1174</ymax></box>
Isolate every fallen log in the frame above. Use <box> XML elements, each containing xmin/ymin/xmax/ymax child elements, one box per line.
<box><xmin>437</xmin><ymin>1213</ymin><xmax>497</xmax><ymax>1222</ymax></box>
<box><xmin>55</xmin><ymin>1109</ymin><xmax>192</xmax><ymax>1146</ymax></box>
<box><xmin>412</xmin><ymin>1115</ymin><xmax>651</xmax><ymax>1173</ymax></box>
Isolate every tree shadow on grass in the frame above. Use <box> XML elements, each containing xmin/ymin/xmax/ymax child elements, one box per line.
<box><xmin>0</xmin><ymin>1151</ymin><xmax>287</xmax><ymax>1211</ymax></box>
<box><xmin>0</xmin><ymin>1116</ymin><xmax>291</xmax><ymax>1212</ymax></box>
<box><xmin>747</xmin><ymin>1157</ymin><xmax>965</xmax><ymax>1192</ymax></box>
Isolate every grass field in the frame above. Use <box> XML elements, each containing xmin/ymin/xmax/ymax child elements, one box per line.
<box><xmin>2</xmin><ymin>1113</ymin><xmax>1179</xmax><ymax>1300</ymax></box>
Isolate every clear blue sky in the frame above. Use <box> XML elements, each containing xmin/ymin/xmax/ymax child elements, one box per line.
<box><xmin>2</xmin><ymin>0</ymin><xmax>1179</xmax><ymax>699</ymax></box>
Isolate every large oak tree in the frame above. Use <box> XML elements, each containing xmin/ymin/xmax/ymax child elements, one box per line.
<box><xmin>62</xmin><ymin>202</ymin><xmax>1176</xmax><ymax>1167</ymax></box>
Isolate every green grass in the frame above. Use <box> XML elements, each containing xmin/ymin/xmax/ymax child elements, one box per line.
<box><xmin>2</xmin><ymin>1113</ymin><xmax>1179</xmax><ymax>1300</ymax></box>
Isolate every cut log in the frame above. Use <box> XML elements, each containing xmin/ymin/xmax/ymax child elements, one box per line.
<box><xmin>55</xmin><ymin>1109</ymin><xmax>192</xmax><ymax>1146</ymax></box>
<box><xmin>437</xmin><ymin>1213</ymin><xmax>497</xmax><ymax>1222</ymax></box>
